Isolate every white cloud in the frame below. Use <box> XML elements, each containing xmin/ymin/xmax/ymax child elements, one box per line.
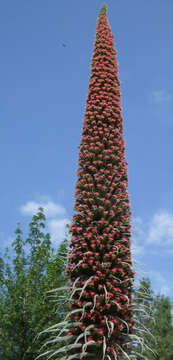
<box><xmin>147</xmin><ymin>211</ymin><xmax>173</xmax><ymax>246</ymax></box>
<box><xmin>148</xmin><ymin>270</ymin><xmax>172</xmax><ymax>296</ymax></box>
<box><xmin>129</xmin><ymin>212</ymin><xmax>173</xmax><ymax>297</ymax></box>
<box><xmin>152</xmin><ymin>89</ymin><xmax>173</xmax><ymax>104</ymax></box>
<box><xmin>131</xmin><ymin>211</ymin><xmax>173</xmax><ymax>249</ymax></box>
<box><xmin>48</xmin><ymin>218</ymin><xmax>70</xmax><ymax>244</ymax></box>
<box><xmin>20</xmin><ymin>198</ymin><xmax>70</xmax><ymax>246</ymax></box>
<box><xmin>20</xmin><ymin>200</ymin><xmax>66</xmax><ymax>218</ymax></box>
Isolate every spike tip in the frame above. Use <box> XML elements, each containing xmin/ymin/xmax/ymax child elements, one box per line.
<box><xmin>99</xmin><ymin>3</ymin><xmax>107</xmax><ymax>15</ymax></box>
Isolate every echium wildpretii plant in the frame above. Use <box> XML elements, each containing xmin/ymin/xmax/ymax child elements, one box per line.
<box><xmin>37</xmin><ymin>4</ymin><xmax>155</xmax><ymax>360</ymax></box>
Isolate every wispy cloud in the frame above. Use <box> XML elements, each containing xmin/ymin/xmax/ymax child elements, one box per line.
<box><xmin>48</xmin><ymin>218</ymin><xmax>70</xmax><ymax>244</ymax></box>
<box><xmin>20</xmin><ymin>198</ymin><xmax>70</xmax><ymax>245</ymax></box>
<box><xmin>152</xmin><ymin>89</ymin><xmax>173</xmax><ymax>104</ymax></box>
<box><xmin>20</xmin><ymin>200</ymin><xmax>66</xmax><ymax>218</ymax></box>
<box><xmin>148</xmin><ymin>270</ymin><xmax>172</xmax><ymax>296</ymax></box>
<box><xmin>131</xmin><ymin>211</ymin><xmax>173</xmax><ymax>297</ymax></box>
<box><xmin>132</xmin><ymin>210</ymin><xmax>173</xmax><ymax>249</ymax></box>
<box><xmin>147</xmin><ymin>210</ymin><xmax>173</xmax><ymax>246</ymax></box>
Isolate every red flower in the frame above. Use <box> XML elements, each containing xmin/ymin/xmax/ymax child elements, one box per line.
<box><xmin>66</xmin><ymin>5</ymin><xmax>134</xmax><ymax>358</ymax></box>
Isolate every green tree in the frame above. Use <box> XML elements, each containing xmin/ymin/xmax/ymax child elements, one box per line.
<box><xmin>152</xmin><ymin>294</ymin><xmax>173</xmax><ymax>360</ymax></box>
<box><xmin>134</xmin><ymin>277</ymin><xmax>173</xmax><ymax>360</ymax></box>
<box><xmin>0</xmin><ymin>208</ymin><xmax>68</xmax><ymax>360</ymax></box>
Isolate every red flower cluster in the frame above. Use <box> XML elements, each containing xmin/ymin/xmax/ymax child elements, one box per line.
<box><xmin>66</xmin><ymin>6</ymin><xmax>134</xmax><ymax>360</ymax></box>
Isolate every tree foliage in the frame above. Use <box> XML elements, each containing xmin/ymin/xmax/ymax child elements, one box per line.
<box><xmin>0</xmin><ymin>208</ymin><xmax>68</xmax><ymax>360</ymax></box>
<box><xmin>134</xmin><ymin>277</ymin><xmax>173</xmax><ymax>360</ymax></box>
<box><xmin>152</xmin><ymin>293</ymin><xmax>173</xmax><ymax>360</ymax></box>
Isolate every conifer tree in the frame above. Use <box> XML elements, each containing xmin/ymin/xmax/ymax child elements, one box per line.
<box><xmin>39</xmin><ymin>4</ymin><xmax>141</xmax><ymax>360</ymax></box>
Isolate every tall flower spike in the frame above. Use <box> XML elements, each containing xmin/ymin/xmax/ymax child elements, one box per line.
<box><xmin>65</xmin><ymin>6</ymin><xmax>134</xmax><ymax>360</ymax></box>
<box><xmin>37</xmin><ymin>6</ymin><xmax>154</xmax><ymax>360</ymax></box>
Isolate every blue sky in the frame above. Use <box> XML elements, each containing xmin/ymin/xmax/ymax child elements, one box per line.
<box><xmin>0</xmin><ymin>0</ymin><xmax>173</xmax><ymax>300</ymax></box>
